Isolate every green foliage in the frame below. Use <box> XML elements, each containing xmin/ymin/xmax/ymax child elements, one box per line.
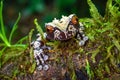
<box><xmin>32</xmin><ymin>0</ymin><xmax>120</xmax><ymax>79</ymax></box>
<box><xmin>1</xmin><ymin>47</ymin><xmax>24</xmax><ymax>66</ymax></box>
<box><xmin>71</xmin><ymin>70</ymin><xmax>77</xmax><ymax>80</ymax></box>
<box><xmin>28</xmin><ymin>63</ymin><xmax>36</xmax><ymax>73</ymax></box>
<box><xmin>0</xmin><ymin>1</ymin><xmax>28</xmax><ymax>69</ymax></box>
<box><xmin>80</xmin><ymin>0</ymin><xmax>120</xmax><ymax>79</ymax></box>
<box><xmin>0</xmin><ymin>1</ymin><xmax>28</xmax><ymax>48</ymax></box>
<box><xmin>1</xmin><ymin>0</ymin><xmax>120</xmax><ymax>79</ymax></box>
<box><xmin>85</xmin><ymin>59</ymin><xmax>93</xmax><ymax>79</ymax></box>
<box><xmin>34</xmin><ymin>19</ymin><xmax>44</xmax><ymax>40</ymax></box>
<box><xmin>28</xmin><ymin>29</ymin><xmax>36</xmax><ymax>73</ymax></box>
<box><xmin>0</xmin><ymin>1</ymin><xmax>10</xmax><ymax>47</ymax></box>
<box><xmin>87</xmin><ymin>0</ymin><xmax>103</xmax><ymax>24</ymax></box>
<box><xmin>9</xmin><ymin>13</ymin><xmax>21</xmax><ymax>43</ymax></box>
<box><xmin>0</xmin><ymin>1</ymin><xmax>31</xmax><ymax>79</ymax></box>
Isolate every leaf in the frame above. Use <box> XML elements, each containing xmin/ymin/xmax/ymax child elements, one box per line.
<box><xmin>91</xmin><ymin>48</ymin><xmax>100</xmax><ymax>63</ymax></box>
<box><xmin>87</xmin><ymin>0</ymin><xmax>102</xmax><ymax>23</ymax></box>
<box><xmin>87</xmin><ymin>30</ymin><xmax>95</xmax><ymax>41</ymax></box>
<box><xmin>28</xmin><ymin>63</ymin><xmax>36</xmax><ymax>73</ymax></box>
<box><xmin>102</xmin><ymin>45</ymin><xmax>114</xmax><ymax>62</ymax></box>
<box><xmin>115</xmin><ymin>0</ymin><xmax>120</xmax><ymax>3</ymax></box>
<box><xmin>16</xmin><ymin>35</ymin><xmax>28</xmax><ymax>44</ymax></box>
<box><xmin>0</xmin><ymin>47</ymin><xmax>7</xmax><ymax>68</ymax></box>
<box><xmin>104</xmin><ymin>64</ymin><xmax>110</xmax><ymax>74</ymax></box>
<box><xmin>2</xmin><ymin>48</ymin><xmax>24</xmax><ymax>65</ymax></box>
<box><xmin>11</xmin><ymin>44</ymin><xmax>27</xmax><ymax>48</ymax></box>
<box><xmin>85</xmin><ymin>59</ymin><xmax>93</xmax><ymax>79</ymax></box>
<box><xmin>13</xmin><ymin>68</ymin><xmax>19</xmax><ymax>78</ymax></box>
<box><xmin>29</xmin><ymin>29</ymin><xmax>34</xmax><ymax>62</ymax></box>
<box><xmin>9</xmin><ymin>13</ymin><xmax>21</xmax><ymax>43</ymax></box>
<box><xmin>112</xmin><ymin>37</ymin><xmax>120</xmax><ymax>51</ymax></box>
<box><xmin>0</xmin><ymin>31</ymin><xmax>10</xmax><ymax>47</ymax></box>
<box><xmin>79</xmin><ymin>18</ymin><xmax>94</xmax><ymax>28</ymax></box>
<box><xmin>71</xmin><ymin>70</ymin><xmax>77</xmax><ymax>80</ymax></box>
<box><xmin>109</xmin><ymin>33</ymin><xmax>120</xmax><ymax>52</ymax></box>
<box><xmin>28</xmin><ymin>29</ymin><xmax>34</xmax><ymax>45</ymax></box>
<box><xmin>106</xmin><ymin>0</ymin><xmax>120</xmax><ymax>19</ymax></box>
<box><xmin>87</xmin><ymin>46</ymin><xmax>101</xmax><ymax>63</ymax></box>
<box><xmin>0</xmin><ymin>1</ymin><xmax>10</xmax><ymax>47</ymax></box>
<box><xmin>0</xmin><ymin>1</ymin><xmax>5</xmax><ymax>37</ymax></box>
<box><xmin>34</xmin><ymin>19</ymin><xmax>44</xmax><ymax>40</ymax></box>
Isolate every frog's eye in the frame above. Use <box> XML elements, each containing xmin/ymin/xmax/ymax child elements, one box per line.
<box><xmin>71</xmin><ymin>16</ymin><xmax>78</xmax><ymax>25</ymax></box>
<box><xmin>46</xmin><ymin>26</ymin><xmax>54</xmax><ymax>33</ymax></box>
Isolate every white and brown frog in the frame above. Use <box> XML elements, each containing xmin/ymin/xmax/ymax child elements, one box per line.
<box><xmin>31</xmin><ymin>14</ymin><xmax>88</xmax><ymax>71</ymax></box>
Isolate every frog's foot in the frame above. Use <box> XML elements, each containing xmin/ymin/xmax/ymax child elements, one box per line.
<box><xmin>79</xmin><ymin>36</ymin><xmax>88</xmax><ymax>46</ymax></box>
<box><xmin>37</xmin><ymin>64</ymin><xmax>49</xmax><ymax>71</ymax></box>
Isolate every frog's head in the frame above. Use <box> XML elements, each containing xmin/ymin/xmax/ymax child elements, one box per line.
<box><xmin>45</xmin><ymin>14</ymin><xmax>80</xmax><ymax>41</ymax></box>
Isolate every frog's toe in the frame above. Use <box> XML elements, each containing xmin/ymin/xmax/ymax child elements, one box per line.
<box><xmin>83</xmin><ymin>36</ymin><xmax>88</xmax><ymax>41</ymax></box>
<box><xmin>37</xmin><ymin>65</ymin><xmax>43</xmax><ymax>70</ymax></box>
<box><xmin>43</xmin><ymin>65</ymin><xmax>49</xmax><ymax>70</ymax></box>
<box><xmin>79</xmin><ymin>40</ymin><xmax>85</xmax><ymax>46</ymax></box>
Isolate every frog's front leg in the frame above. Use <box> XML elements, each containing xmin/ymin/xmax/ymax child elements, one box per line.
<box><xmin>77</xmin><ymin>22</ymin><xmax>88</xmax><ymax>46</ymax></box>
<box><xmin>31</xmin><ymin>33</ymin><xmax>50</xmax><ymax>70</ymax></box>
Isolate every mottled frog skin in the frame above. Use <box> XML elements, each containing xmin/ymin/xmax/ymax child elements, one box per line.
<box><xmin>45</xmin><ymin>14</ymin><xmax>88</xmax><ymax>42</ymax></box>
<box><xmin>31</xmin><ymin>14</ymin><xmax>88</xmax><ymax>71</ymax></box>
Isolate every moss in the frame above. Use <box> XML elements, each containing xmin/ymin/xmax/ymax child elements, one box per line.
<box><xmin>30</xmin><ymin>0</ymin><xmax>120</xmax><ymax>79</ymax></box>
<box><xmin>0</xmin><ymin>0</ymin><xmax>120</xmax><ymax>79</ymax></box>
<box><xmin>80</xmin><ymin>0</ymin><xmax>120</xmax><ymax>79</ymax></box>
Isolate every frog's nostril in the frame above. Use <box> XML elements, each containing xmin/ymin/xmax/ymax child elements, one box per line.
<box><xmin>46</xmin><ymin>26</ymin><xmax>54</xmax><ymax>33</ymax></box>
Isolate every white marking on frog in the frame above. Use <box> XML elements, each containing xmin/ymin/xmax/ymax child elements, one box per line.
<box><xmin>54</xmin><ymin>30</ymin><xmax>60</xmax><ymax>39</ymax></box>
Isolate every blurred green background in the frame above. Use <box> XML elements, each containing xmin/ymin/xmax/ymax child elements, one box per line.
<box><xmin>3</xmin><ymin>0</ymin><xmax>107</xmax><ymax>41</ymax></box>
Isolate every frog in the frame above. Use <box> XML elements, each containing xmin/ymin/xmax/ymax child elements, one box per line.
<box><xmin>31</xmin><ymin>14</ymin><xmax>88</xmax><ymax>71</ymax></box>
